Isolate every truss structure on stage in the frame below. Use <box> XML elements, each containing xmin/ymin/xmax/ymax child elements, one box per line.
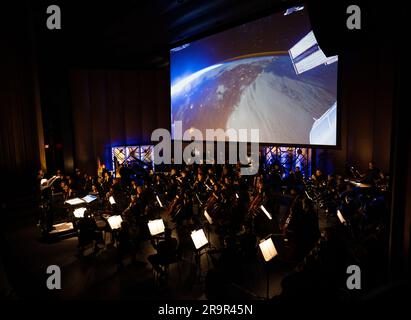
<box><xmin>111</xmin><ymin>145</ymin><xmax>154</xmax><ymax>171</ymax></box>
<box><xmin>262</xmin><ymin>146</ymin><xmax>312</xmax><ymax>178</ymax></box>
<box><xmin>112</xmin><ymin>145</ymin><xmax>310</xmax><ymax>177</ymax></box>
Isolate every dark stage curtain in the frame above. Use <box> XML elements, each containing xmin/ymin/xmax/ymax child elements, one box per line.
<box><xmin>316</xmin><ymin>42</ymin><xmax>394</xmax><ymax>174</ymax></box>
<box><xmin>0</xmin><ymin>2</ymin><xmax>44</xmax><ymax>201</ymax></box>
<box><xmin>70</xmin><ymin>69</ymin><xmax>169</xmax><ymax>174</ymax></box>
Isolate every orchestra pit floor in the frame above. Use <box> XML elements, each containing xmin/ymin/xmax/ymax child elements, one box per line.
<box><xmin>1</xmin><ymin>202</ymin><xmax>336</xmax><ymax>300</ymax></box>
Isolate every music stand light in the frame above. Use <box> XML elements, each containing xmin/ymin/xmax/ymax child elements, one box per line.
<box><xmin>260</xmin><ymin>205</ymin><xmax>273</xmax><ymax>220</ymax></box>
<box><xmin>109</xmin><ymin>196</ymin><xmax>116</xmax><ymax>205</ymax></box>
<box><xmin>156</xmin><ymin>195</ymin><xmax>163</xmax><ymax>208</ymax></box>
<box><xmin>73</xmin><ymin>207</ymin><xmax>87</xmax><ymax>218</ymax></box>
<box><xmin>107</xmin><ymin>215</ymin><xmax>122</xmax><ymax>230</ymax></box>
<box><xmin>148</xmin><ymin>219</ymin><xmax>165</xmax><ymax>236</ymax></box>
<box><xmin>191</xmin><ymin>229</ymin><xmax>208</xmax><ymax>250</ymax></box>
<box><xmin>204</xmin><ymin>210</ymin><xmax>213</xmax><ymax>224</ymax></box>
<box><xmin>337</xmin><ymin>210</ymin><xmax>346</xmax><ymax>224</ymax></box>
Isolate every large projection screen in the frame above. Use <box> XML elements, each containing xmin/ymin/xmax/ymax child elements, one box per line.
<box><xmin>170</xmin><ymin>6</ymin><xmax>338</xmax><ymax>146</ymax></box>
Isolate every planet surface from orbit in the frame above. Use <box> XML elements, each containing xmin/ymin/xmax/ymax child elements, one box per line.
<box><xmin>171</xmin><ymin>55</ymin><xmax>337</xmax><ymax>144</ymax></box>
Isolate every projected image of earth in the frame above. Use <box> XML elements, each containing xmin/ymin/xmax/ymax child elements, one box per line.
<box><xmin>170</xmin><ymin>8</ymin><xmax>338</xmax><ymax>145</ymax></box>
<box><xmin>171</xmin><ymin>55</ymin><xmax>337</xmax><ymax>144</ymax></box>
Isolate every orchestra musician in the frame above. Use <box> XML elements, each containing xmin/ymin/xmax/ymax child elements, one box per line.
<box><xmin>248</xmin><ymin>179</ymin><xmax>265</xmax><ymax>220</ymax></box>
<box><xmin>311</xmin><ymin>169</ymin><xmax>327</xmax><ymax>187</ymax></box>
<box><xmin>33</xmin><ymin>153</ymin><xmax>389</xmax><ymax>289</ymax></box>
<box><xmin>361</xmin><ymin>161</ymin><xmax>384</xmax><ymax>186</ymax></box>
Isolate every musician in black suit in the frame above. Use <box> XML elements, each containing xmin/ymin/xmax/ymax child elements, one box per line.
<box><xmin>147</xmin><ymin>228</ymin><xmax>178</xmax><ymax>278</ymax></box>
<box><xmin>77</xmin><ymin>210</ymin><xmax>101</xmax><ymax>255</ymax></box>
<box><xmin>362</xmin><ymin>161</ymin><xmax>384</xmax><ymax>186</ymax></box>
<box><xmin>206</xmin><ymin>236</ymin><xmax>242</xmax><ymax>299</ymax></box>
<box><xmin>312</xmin><ymin>169</ymin><xmax>326</xmax><ymax>187</ymax></box>
<box><xmin>295</xmin><ymin>166</ymin><xmax>303</xmax><ymax>183</ymax></box>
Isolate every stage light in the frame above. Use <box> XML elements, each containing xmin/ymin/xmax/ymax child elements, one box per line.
<box><xmin>337</xmin><ymin>210</ymin><xmax>346</xmax><ymax>224</ymax></box>
<box><xmin>107</xmin><ymin>215</ymin><xmax>122</xmax><ymax>229</ymax></box>
<box><xmin>204</xmin><ymin>209</ymin><xmax>213</xmax><ymax>224</ymax></box>
<box><xmin>73</xmin><ymin>207</ymin><xmax>87</xmax><ymax>218</ymax></box>
<box><xmin>109</xmin><ymin>196</ymin><xmax>116</xmax><ymax>205</ymax></box>
<box><xmin>259</xmin><ymin>237</ymin><xmax>278</xmax><ymax>262</ymax></box>
<box><xmin>156</xmin><ymin>195</ymin><xmax>163</xmax><ymax>208</ymax></box>
<box><xmin>191</xmin><ymin>229</ymin><xmax>208</xmax><ymax>250</ymax></box>
<box><xmin>65</xmin><ymin>197</ymin><xmax>85</xmax><ymax>206</ymax></box>
<box><xmin>260</xmin><ymin>205</ymin><xmax>272</xmax><ymax>220</ymax></box>
<box><xmin>148</xmin><ymin>219</ymin><xmax>165</xmax><ymax>236</ymax></box>
<box><xmin>235</xmin><ymin>193</ymin><xmax>239</xmax><ymax>199</ymax></box>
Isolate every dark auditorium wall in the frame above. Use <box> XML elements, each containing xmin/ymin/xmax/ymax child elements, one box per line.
<box><xmin>70</xmin><ymin>69</ymin><xmax>169</xmax><ymax>174</ymax></box>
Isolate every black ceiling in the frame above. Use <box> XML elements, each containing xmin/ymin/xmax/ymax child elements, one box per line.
<box><xmin>30</xmin><ymin>0</ymin><xmax>303</xmax><ymax>68</ymax></box>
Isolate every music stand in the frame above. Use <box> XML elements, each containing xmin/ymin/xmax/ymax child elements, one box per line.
<box><xmin>337</xmin><ymin>209</ymin><xmax>347</xmax><ymax>225</ymax></box>
<box><xmin>82</xmin><ymin>194</ymin><xmax>97</xmax><ymax>203</ymax></box>
<box><xmin>260</xmin><ymin>205</ymin><xmax>273</xmax><ymax>220</ymax></box>
<box><xmin>148</xmin><ymin>219</ymin><xmax>165</xmax><ymax>236</ymax></box>
<box><xmin>191</xmin><ymin>229</ymin><xmax>209</xmax><ymax>280</ymax></box>
<box><xmin>109</xmin><ymin>196</ymin><xmax>116</xmax><ymax>205</ymax></box>
<box><xmin>203</xmin><ymin>209</ymin><xmax>213</xmax><ymax>241</ymax></box>
<box><xmin>107</xmin><ymin>215</ymin><xmax>122</xmax><ymax>230</ymax></box>
<box><xmin>155</xmin><ymin>195</ymin><xmax>163</xmax><ymax>208</ymax></box>
<box><xmin>73</xmin><ymin>207</ymin><xmax>87</xmax><ymax>218</ymax></box>
<box><xmin>65</xmin><ymin>198</ymin><xmax>85</xmax><ymax>206</ymax></box>
<box><xmin>259</xmin><ymin>236</ymin><xmax>278</xmax><ymax>299</ymax></box>
<box><xmin>148</xmin><ymin>219</ymin><xmax>165</xmax><ymax>245</ymax></box>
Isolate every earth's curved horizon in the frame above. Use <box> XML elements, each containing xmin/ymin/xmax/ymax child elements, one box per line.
<box><xmin>171</xmin><ymin>55</ymin><xmax>337</xmax><ymax>144</ymax></box>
